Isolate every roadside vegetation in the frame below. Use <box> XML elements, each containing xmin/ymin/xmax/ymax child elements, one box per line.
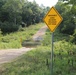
<box><xmin>55</xmin><ymin>0</ymin><xmax>76</xmax><ymax>44</ymax></box>
<box><xmin>0</xmin><ymin>0</ymin><xmax>76</xmax><ymax>75</ymax></box>
<box><xmin>0</xmin><ymin>0</ymin><xmax>50</xmax><ymax>33</ymax></box>
<box><xmin>0</xmin><ymin>0</ymin><xmax>49</xmax><ymax>49</ymax></box>
<box><xmin>0</xmin><ymin>29</ymin><xmax>76</xmax><ymax>75</ymax></box>
<box><xmin>0</xmin><ymin>23</ymin><xmax>44</xmax><ymax>49</ymax></box>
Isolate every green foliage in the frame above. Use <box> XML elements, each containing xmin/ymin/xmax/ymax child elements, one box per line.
<box><xmin>22</xmin><ymin>1</ymin><xmax>46</xmax><ymax>26</ymax></box>
<box><xmin>0</xmin><ymin>31</ymin><xmax>76</xmax><ymax>75</ymax></box>
<box><xmin>0</xmin><ymin>0</ymin><xmax>48</xmax><ymax>33</ymax></box>
<box><xmin>60</xmin><ymin>16</ymin><xmax>75</xmax><ymax>34</ymax></box>
<box><xmin>55</xmin><ymin>1</ymin><xmax>75</xmax><ymax>35</ymax></box>
<box><xmin>0</xmin><ymin>21</ymin><xmax>19</xmax><ymax>33</ymax></box>
<box><xmin>58</xmin><ymin>0</ymin><xmax>76</xmax><ymax>44</ymax></box>
<box><xmin>0</xmin><ymin>29</ymin><xmax>2</xmax><ymax>42</ymax></box>
<box><xmin>70</xmin><ymin>29</ymin><xmax>76</xmax><ymax>44</ymax></box>
<box><xmin>0</xmin><ymin>23</ymin><xmax>44</xmax><ymax>49</ymax></box>
<box><xmin>42</xmin><ymin>29</ymin><xmax>51</xmax><ymax>46</ymax></box>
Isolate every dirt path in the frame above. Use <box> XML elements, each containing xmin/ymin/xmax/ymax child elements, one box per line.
<box><xmin>0</xmin><ymin>25</ymin><xmax>47</xmax><ymax>64</ymax></box>
<box><xmin>0</xmin><ymin>48</ymin><xmax>33</xmax><ymax>64</ymax></box>
<box><xmin>33</xmin><ymin>25</ymin><xmax>47</xmax><ymax>41</ymax></box>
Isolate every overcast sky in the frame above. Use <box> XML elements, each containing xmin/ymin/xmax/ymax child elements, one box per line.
<box><xmin>28</xmin><ymin>0</ymin><xmax>58</xmax><ymax>7</ymax></box>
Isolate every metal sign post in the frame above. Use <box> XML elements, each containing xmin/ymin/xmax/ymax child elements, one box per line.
<box><xmin>43</xmin><ymin>6</ymin><xmax>63</xmax><ymax>75</ymax></box>
<box><xmin>51</xmin><ymin>32</ymin><xmax>54</xmax><ymax>75</ymax></box>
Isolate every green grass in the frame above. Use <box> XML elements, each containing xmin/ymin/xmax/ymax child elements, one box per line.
<box><xmin>0</xmin><ymin>23</ymin><xmax>44</xmax><ymax>49</ymax></box>
<box><xmin>0</xmin><ymin>46</ymin><xmax>51</xmax><ymax>75</ymax></box>
<box><xmin>0</xmin><ymin>28</ymin><xmax>76</xmax><ymax>75</ymax></box>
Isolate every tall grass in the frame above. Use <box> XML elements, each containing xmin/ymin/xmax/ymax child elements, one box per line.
<box><xmin>0</xmin><ymin>23</ymin><xmax>44</xmax><ymax>49</ymax></box>
<box><xmin>0</xmin><ymin>28</ymin><xmax>76</xmax><ymax>75</ymax></box>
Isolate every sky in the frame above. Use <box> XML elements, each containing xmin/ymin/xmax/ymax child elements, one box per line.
<box><xmin>28</xmin><ymin>0</ymin><xmax>58</xmax><ymax>7</ymax></box>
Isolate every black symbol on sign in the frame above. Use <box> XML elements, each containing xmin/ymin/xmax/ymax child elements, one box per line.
<box><xmin>48</xmin><ymin>17</ymin><xmax>56</xmax><ymax>25</ymax></box>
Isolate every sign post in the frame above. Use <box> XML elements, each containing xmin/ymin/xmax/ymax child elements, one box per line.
<box><xmin>51</xmin><ymin>32</ymin><xmax>54</xmax><ymax>75</ymax></box>
<box><xmin>43</xmin><ymin>7</ymin><xmax>63</xmax><ymax>75</ymax></box>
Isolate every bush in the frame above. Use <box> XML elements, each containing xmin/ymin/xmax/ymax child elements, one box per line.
<box><xmin>0</xmin><ymin>29</ymin><xmax>2</xmax><ymax>35</ymax></box>
<box><xmin>0</xmin><ymin>29</ymin><xmax>2</xmax><ymax>41</ymax></box>
<box><xmin>0</xmin><ymin>21</ymin><xmax>19</xmax><ymax>33</ymax></box>
<box><xmin>70</xmin><ymin>29</ymin><xmax>76</xmax><ymax>44</ymax></box>
<box><xmin>59</xmin><ymin>20</ymin><xmax>75</xmax><ymax>35</ymax></box>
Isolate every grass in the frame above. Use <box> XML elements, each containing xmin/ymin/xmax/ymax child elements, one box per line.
<box><xmin>0</xmin><ymin>23</ymin><xmax>44</xmax><ymax>49</ymax></box>
<box><xmin>0</xmin><ymin>46</ymin><xmax>51</xmax><ymax>75</ymax></box>
<box><xmin>0</xmin><ymin>27</ymin><xmax>76</xmax><ymax>75</ymax></box>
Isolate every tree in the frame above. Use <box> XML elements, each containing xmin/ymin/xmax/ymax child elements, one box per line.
<box><xmin>22</xmin><ymin>1</ymin><xmax>45</xmax><ymax>26</ymax></box>
<box><xmin>55</xmin><ymin>1</ymin><xmax>75</xmax><ymax>34</ymax></box>
<box><xmin>70</xmin><ymin>29</ymin><xmax>76</xmax><ymax>44</ymax></box>
<box><xmin>0</xmin><ymin>0</ymin><xmax>48</xmax><ymax>33</ymax></box>
<box><xmin>2</xmin><ymin>0</ymin><xmax>24</xmax><ymax>24</ymax></box>
<box><xmin>0</xmin><ymin>0</ymin><xmax>7</xmax><ymax>22</ymax></box>
<box><xmin>0</xmin><ymin>0</ymin><xmax>25</xmax><ymax>33</ymax></box>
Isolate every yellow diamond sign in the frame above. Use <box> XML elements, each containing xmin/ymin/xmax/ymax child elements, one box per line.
<box><xmin>43</xmin><ymin>7</ymin><xmax>63</xmax><ymax>32</ymax></box>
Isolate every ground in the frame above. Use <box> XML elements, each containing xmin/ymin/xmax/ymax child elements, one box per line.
<box><xmin>0</xmin><ymin>25</ymin><xmax>47</xmax><ymax>64</ymax></box>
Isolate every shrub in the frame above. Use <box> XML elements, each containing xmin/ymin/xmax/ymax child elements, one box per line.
<box><xmin>59</xmin><ymin>21</ymin><xmax>75</xmax><ymax>35</ymax></box>
<box><xmin>0</xmin><ymin>29</ymin><xmax>2</xmax><ymax>41</ymax></box>
<box><xmin>0</xmin><ymin>21</ymin><xmax>19</xmax><ymax>33</ymax></box>
<box><xmin>70</xmin><ymin>29</ymin><xmax>76</xmax><ymax>44</ymax></box>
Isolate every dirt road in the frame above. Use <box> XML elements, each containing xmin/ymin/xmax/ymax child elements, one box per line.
<box><xmin>33</xmin><ymin>25</ymin><xmax>47</xmax><ymax>41</ymax></box>
<box><xmin>0</xmin><ymin>48</ymin><xmax>33</xmax><ymax>64</ymax></box>
<box><xmin>0</xmin><ymin>25</ymin><xmax>47</xmax><ymax>64</ymax></box>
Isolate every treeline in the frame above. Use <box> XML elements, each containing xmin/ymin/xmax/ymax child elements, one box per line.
<box><xmin>55</xmin><ymin>0</ymin><xmax>76</xmax><ymax>44</ymax></box>
<box><xmin>0</xmin><ymin>0</ymin><xmax>50</xmax><ymax>33</ymax></box>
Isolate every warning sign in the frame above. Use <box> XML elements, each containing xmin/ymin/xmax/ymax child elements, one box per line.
<box><xmin>43</xmin><ymin>7</ymin><xmax>63</xmax><ymax>32</ymax></box>
<box><xmin>48</xmin><ymin>16</ymin><xmax>57</xmax><ymax>25</ymax></box>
